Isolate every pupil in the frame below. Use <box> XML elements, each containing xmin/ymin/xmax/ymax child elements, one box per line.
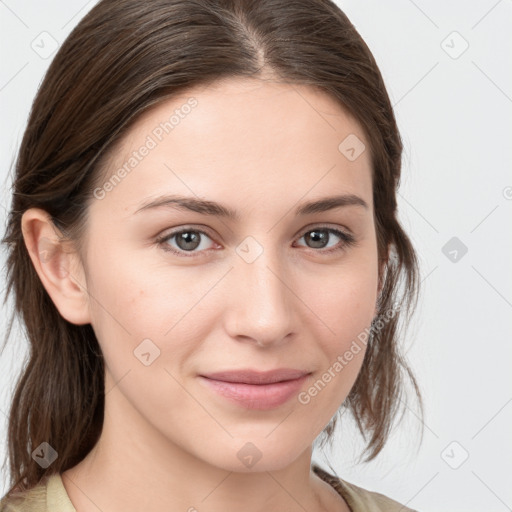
<box><xmin>178</xmin><ymin>232</ymin><xmax>200</xmax><ymax>250</ymax></box>
<box><xmin>307</xmin><ymin>230</ymin><xmax>327</xmax><ymax>248</ymax></box>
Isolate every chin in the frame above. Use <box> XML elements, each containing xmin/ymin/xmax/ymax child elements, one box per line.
<box><xmin>195</xmin><ymin>432</ymin><xmax>310</xmax><ymax>474</ymax></box>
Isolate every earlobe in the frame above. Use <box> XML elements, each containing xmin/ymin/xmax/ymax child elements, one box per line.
<box><xmin>21</xmin><ymin>208</ymin><xmax>92</xmax><ymax>325</ymax></box>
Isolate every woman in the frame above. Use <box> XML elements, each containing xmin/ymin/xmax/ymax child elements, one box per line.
<box><xmin>0</xmin><ymin>0</ymin><xmax>422</xmax><ymax>510</ymax></box>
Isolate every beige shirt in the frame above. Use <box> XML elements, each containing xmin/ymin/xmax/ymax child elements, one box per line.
<box><xmin>1</xmin><ymin>466</ymin><xmax>417</xmax><ymax>512</ymax></box>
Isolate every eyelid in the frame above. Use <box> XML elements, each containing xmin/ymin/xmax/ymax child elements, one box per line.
<box><xmin>156</xmin><ymin>223</ymin><xmax>357</xmax><ymax>257</ymax></box>
<box><xmin>155</xmin><ymin>225</ymin><xmax>219</xmax><ymax>256</ymax></box>
<box><xmin>296</xmin><ymin>222</ymin><xmax>354</xmax><ymax>238</ymax></box>
<box><xmin>294</xmin><ymin>224</ymin><xmax>357</xmax><ymax>251</ymax></box>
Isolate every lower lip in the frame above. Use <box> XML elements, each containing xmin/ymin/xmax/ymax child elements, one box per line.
<box><xmin>198</xmin><ymin>375</ymin><xmax>309</xmax><ymax>410</ymax></box>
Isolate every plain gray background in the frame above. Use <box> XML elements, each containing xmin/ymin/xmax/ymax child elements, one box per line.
<box><xmin>1</xmin><ymin>1</ymin><xmax>511</xmax><ymax>510</ymax></box>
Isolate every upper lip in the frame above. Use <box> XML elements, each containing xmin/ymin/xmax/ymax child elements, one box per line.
<box><xmin>200</xmin><ymin>368</ymin><xmax>310</xmax><ymax>385</ymax></box>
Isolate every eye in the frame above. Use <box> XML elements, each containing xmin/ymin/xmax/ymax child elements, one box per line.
<box><xmin>295</xmin><ymin>226</ymin><xmax>356</xmax><ymax>254</ymax></box>
<box><xmin>156</xmin><ymin>228</ymin><xmax>217</xmax><ymax>257</ymax></box>
<box><xmin>156</xmin><ymin>225</ymin><xmax>356</xmax><ymax>258</ymax></box>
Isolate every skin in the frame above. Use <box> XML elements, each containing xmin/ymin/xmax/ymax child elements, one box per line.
<box><xmin>22</xmin><ymin>77</ymin><xmax>384</xmax><ymax>512</ymax></box>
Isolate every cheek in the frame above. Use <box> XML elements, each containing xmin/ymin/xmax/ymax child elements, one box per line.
<box><xmin>84</xmin><ymin>246</ymin><xmax>218</xmax><ymax>371</ymax></box>
<box><xmin>293</xmin><ymin>275</ymin><xmax>376</xmax><ymax>432</ymax></box>
<box><xmin>298</xmin><ymin>255</ymin><xmax>378</xmax><ymax>385</ymax></box>
<box><xmin>306</xmin><ymin>255</ymin><xmax>379</xmax><ymax>339</ymax></box>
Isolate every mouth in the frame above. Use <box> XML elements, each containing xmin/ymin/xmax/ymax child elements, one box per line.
<box><xmin>198</xmin><ymin>368</ymin><xmax>311</xmax><ymax>409</ymax></box>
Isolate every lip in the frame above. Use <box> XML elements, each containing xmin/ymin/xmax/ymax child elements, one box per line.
<box><xmin>198</xmin><ymin>368</ymin><xmax>311</xmax><ymax>410</ymax></box>
<box><xmin>201</xmin><ymin>368</ymin><xmax>310</xmax><ymax>384</ymax></box>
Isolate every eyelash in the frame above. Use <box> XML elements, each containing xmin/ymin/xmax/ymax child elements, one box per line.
<box><xmin>155</xmin><ymin>225</ymin><xmax>357</xmax><ymax>258</ymax></box>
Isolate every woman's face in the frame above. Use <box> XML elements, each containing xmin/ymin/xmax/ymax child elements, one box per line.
<box><xmin>77</xmin><ymin>77</ymin><xmax>380</xmax><ymax>471</ymax></box>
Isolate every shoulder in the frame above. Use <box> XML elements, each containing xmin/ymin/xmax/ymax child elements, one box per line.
<box><xmin>0</xmin><ymin>474</ymin><xmax>75</xmax><ymax>512</ymax></box>
<box><xmin>0</xmin><ymin>478</ymin><xmax>48</xmax><ymax>512</ymax></box>
<box><xmin>312</xmin><ymin>464</ymin><xmax>418</xmax><ymax>512</ymax></box>
<box><xmin>339</xmin><ymin>479</ymin><xmax>418</xmax><ymax>512</ymax></box>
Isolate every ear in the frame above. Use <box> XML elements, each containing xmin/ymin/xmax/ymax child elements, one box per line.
<box><xmin>21</xmin><ymin>208</ymin><xmax>92</xmax><ymax>325</ymax></box>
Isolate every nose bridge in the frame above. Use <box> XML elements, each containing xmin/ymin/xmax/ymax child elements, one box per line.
<box><xmin>226</xmin><ymin>236</ymin><xmax>295</xmax><ymax>345</ymax></box>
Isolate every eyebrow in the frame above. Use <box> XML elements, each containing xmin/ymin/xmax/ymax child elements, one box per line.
<box><xmin>133</xmin><ymin>193</ymin><xmax>369</xmax><ymax>219</ymax></box>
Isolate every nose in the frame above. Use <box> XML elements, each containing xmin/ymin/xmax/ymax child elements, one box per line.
<box><xmin>223</xmin><ymin>245</ymin><xmax>297</xmax><ymax>348</ymax></box>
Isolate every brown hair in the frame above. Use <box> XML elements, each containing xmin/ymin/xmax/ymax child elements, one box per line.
<box><xmin>1</xmin><ymin>0</ymin><xmax>422</xmax><ymax>495</ymax></box>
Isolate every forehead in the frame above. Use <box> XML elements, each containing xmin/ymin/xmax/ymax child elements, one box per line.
<box><xmin>92</xmin><ymin>77</ymin><xmax>373</xmax><ymax>217</ymax></box>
